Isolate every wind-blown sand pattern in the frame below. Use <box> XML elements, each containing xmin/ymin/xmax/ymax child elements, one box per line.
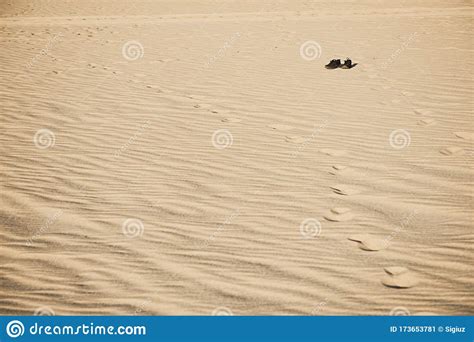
<box><xmin>0</xmin><ymin>0</ymin><xmax>473</xmax><ymax>316</ymax></box>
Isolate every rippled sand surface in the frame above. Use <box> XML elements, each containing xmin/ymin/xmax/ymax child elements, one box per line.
<box><xmin>1</xmin><ymin>0</ymin><xmax>473</xmax><ymax>315</ymax></box>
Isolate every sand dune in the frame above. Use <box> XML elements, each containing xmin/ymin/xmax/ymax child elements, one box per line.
<box><xmin>0</xmin><ymin>0</ymin><xmax>473</xmax><ymax>315</ymax></box>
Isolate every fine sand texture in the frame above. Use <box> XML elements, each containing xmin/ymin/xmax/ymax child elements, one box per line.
<box><xmin>0</xmin><ymin>0</ymin><xmax>473</xmax><ymax>315</ymax></box>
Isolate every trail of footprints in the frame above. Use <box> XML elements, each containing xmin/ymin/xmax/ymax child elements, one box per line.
<box><xmin>211</xmin><ymin>103</ymin><xmax>423</xmax><ymax>289</ymax></box>
<box><xmin>324</xmin><ymin>153</ymin><xmax>416</xmax><ymax>289</ymax></box>
<box><xmin>325</xmin><ymin>160</ymin><xmax>422</xmax><ymax>289</ymax></box>
<box><xmin>81</xmin><ymin>50</ymin><xmax>471</xmax><ymax>294</ymax></box>
<box><xmin>204</xmin><ymin>78</ymin><xmax>466</xmax><ymax>291</ymax></box>
<box><xmin>367</xmin><ymin>66</ymin><xmax>469</xmax><ymax>156</ymax></box>
<box><xmin>319</xmin><ymin>68</ymin><xmax>472</xmax><ymax>292</ymax></box>
<box><xmin>76</xmin><ymin>52</ymin><xmax>469</xmax><ymax>295</ymax></box>
<box><xmin>414</xmin><ymin>107</ymin><xmax>468</xmax><ymax>155</ymax></box>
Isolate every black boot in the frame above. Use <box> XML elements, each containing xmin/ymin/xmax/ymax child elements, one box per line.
<box><xmin>340</xmin><ymin>58</ymin><xmax>356</xmax><ymax>69</ymax></box>
<box><xmin>325</xmin><ymin>59</ymin><xmax>341</xmax><ymax>69</ymax></box>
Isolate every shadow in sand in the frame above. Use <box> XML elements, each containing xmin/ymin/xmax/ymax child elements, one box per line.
<box><xmin>340</xmin><ymin>58</ymin><xmax>357</xmax><ymax>69</ymax></box>
<box><xmin>341</xmin><ymin>63</ymin><xmax>358</xmax><ymax>69</ymax></box>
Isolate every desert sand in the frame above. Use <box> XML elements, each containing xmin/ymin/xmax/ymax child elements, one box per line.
<box><xmin>0</xmin><ymin>0</ymin><xmax>473</xmax><ymax>315</ymax></box>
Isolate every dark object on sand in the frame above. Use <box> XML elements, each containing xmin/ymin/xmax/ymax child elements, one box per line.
<box><xmin>325</xmin><ymin>59</ymin><xmax>341</xmax><ymax>69</ymax></box>
<box><xmin>340</xmin><ymin>58</ymin><xmax>357</xmax><ymax>69</ymax></box>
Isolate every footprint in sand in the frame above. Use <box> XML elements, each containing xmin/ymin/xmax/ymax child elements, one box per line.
<box><xmin>454</xmin><ymin>131</ymin><xmax>474</xmax><ymax>140</ymax></box>
<box><xmin>268</xmin><ymin>123</ymin><xmax>294</xmax><ymax>131</ymax></box>
<box><xmin>348</xmin><ymin>234</ymin><xmax>385</xmax><ymax>251</ymax></box>
<box><xmin>324</xmin><ymin>207</ymin><xmax>354</xmax><ymax>222</ymax></box>
<box><xmin>285</xmin><ymin>135</ymin><xmax>307</xmax><ymax>144</ymax></box>
<box><xmin>221</xmin><ymin>118</ymin><xmax>241</xmax><ymax>123</ymax></box>
<box><xmin>146</xmin><ymin>85</ymin><xmax>163</xmax><ymax>92</ymax></box>
<box><xmin>319</xmin><ymin>148</ymin><xmax>347</xmax><ymax>157</ymax></box>
<box><xmin>417</xmin><ymin>118</ymin><xmax>436</xmax><ymax>126</ymax></box>
<box><xmin>439</xmin><ymin>147</ymin><xmax>464</xmax><ymax>155</ymax></box>
<box><xmin>329</xmin><ymin>165</ymin><xmax>348</xmax><ymax>175</ymax></box>
<box><xmin>211</xmin><ymin>109</ymin><xmax>231</xmax><ymax>114</ymax></box>
<box><xmin>194</xmin><ymin>103</ymin><xmax>213</xmax><ymax>110</ymax></box>
<box><xmin>384</xmin><ymin>266</ymin><xmax>408</xmax><ymax>275</ymax></box>
<box><xmin>330</xmin><ymin>184</ymin><xmax>361</xmax><ymax>196</ymax></box>
<box><xmin>381</xmin><ymin>266</ymin><xmax>419</xmax><ymax>288</ymax></box>
<box><xmin>414</xmin><ymin>108</ymin><xmax>433</xmax><ymax>116</ymax></box>
<box><xmin>157</xmin><ymin>58</ymin><xmax>175</xmax><ymax>63</ymax></box>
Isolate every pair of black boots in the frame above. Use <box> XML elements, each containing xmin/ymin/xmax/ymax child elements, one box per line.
<box><xmin>325</xmin><ymin>58</ymin><xmax>356</xmax><ymax>69</ymax></box>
